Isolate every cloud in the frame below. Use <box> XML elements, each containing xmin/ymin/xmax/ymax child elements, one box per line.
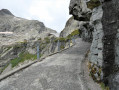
<box><xmin>29</xmin><ymin>1</ymin><xmax>54</xmax><ymax>22</ymax></box>
<box><xmin>28</xmin><ymin>0</ymin><xmax>71</xmax><ymax>32</ymax></box>
<box><xmin>0</xmin><ymin>0</ymin><xmax>71</xmax><ymax>32</ymax></box>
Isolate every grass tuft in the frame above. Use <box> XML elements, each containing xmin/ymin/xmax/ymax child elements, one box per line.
<box><xmin>11</xmin><ymin>52</ymin><xmax>37</xmax><ymax>67</ymax></box>
<box><xmin>100</xmin><ymin>82</ymin><xmax>110</xmax><ymax>90</ymax></box>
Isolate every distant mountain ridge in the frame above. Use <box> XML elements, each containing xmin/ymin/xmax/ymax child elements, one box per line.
<box><xmin>0</xmin><ymin>9</ymin><xmax>58</xmax><ymax>72</ymax></box>
<box><xmin>0</xmin><ymin>9</ymin><xmax>14</xmax><ymax>16</ymax></box>
<box><xmin>0</xmin><ymin>9</ymin><xmax>57</xmax><ymax>46</ymax></box>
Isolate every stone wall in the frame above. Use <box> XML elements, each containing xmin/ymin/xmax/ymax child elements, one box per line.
<box><xmin>69</xmin><ymin>0</ymin><xmax>119</xmax><ymax>89</ymax></box>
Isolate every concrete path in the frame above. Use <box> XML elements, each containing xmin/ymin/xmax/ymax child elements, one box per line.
<box><xmin>0</xmin><ymin>38</ymin><xmax>91</xmax><ymax>90</ymax></box>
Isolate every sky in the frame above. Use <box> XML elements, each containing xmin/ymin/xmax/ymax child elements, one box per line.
<box><xmin>0</xmin><ymin>0</ymin><xmax>71</xmax><ymax>33</ymax></box>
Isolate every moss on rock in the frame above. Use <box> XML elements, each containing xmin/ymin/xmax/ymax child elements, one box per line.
<box><xmin>87</xmin><ymin>0</ymin><xmax>101</xmax><ymax>10</ymax></box>
<box><xmin>88</xmin><ymin>61</ymin><xmax>102</xmax><ymax>82</ymax></box>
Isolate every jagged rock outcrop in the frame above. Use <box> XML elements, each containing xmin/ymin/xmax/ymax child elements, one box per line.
<box><xmin>0</xmin><ymin>9</ymin><xmax>14</xmax><ymax>16</ymax></box>
<box><xmin>60</xmin><ymin>16</ymin><xmax>79</xmax><ymax>37</ymax></box>
<box><xmin>69</xmin><ymin>0</ymin><xmax>91</xmax><ymax>21</ymax></box>
<box><xmin>69</xmin><ymin>0</ymin><xmax>119</xmax><ymax>89</ymax></box>
<box><xmin>69</xmin><ymin>0</ymin><xmax>103</xmax><ymax>67</ymax></box>
<box><xmin>60</xmin><ymin>16</ymin><xmax>93</xmax><ymax>42</ymax></box>
<box><xmin>69</xmin><ymin>0</ymin><xmax>93</xmax><ymax>42</ymax></box>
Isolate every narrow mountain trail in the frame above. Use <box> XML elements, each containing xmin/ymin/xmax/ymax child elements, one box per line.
<box><xmin>0</xmin><ymin>38</ymin><xmax>100</xmax><ymax>90</ymax></box>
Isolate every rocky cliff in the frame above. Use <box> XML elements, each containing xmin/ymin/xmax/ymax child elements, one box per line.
<box><xmin>0</xmin><ymin>9</ymin><xmax>58</xmax><ymax>73</ymax></box>
<box><xmin>60</xmin><ymin>16</ymin><xmax>79</xmax><ymax>37</ymax></box>
<box><xmin>0</xmin><ymin>9</ymin><xmax>57</xmax><ymax>46</ymax></box>
<box><xmin>69</xmin><ymin>0</ymin><xmax>119</xmax><ymax>89</ymax></box>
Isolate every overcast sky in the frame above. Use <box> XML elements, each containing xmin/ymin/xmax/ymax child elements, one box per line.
<box><xmin>0</xmin><ymin>0</ymin><xmax>71</xmax><ymax>33</ymax></box>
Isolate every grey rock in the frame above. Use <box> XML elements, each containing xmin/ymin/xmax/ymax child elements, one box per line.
<box><xmin>69</xmin><ymin>0</ymin><xmax>119</xmax><ymax>89</ymax></box>
<box><xmin>90</xmin><ymin>55</ymin><xmax>98</xmax><ymax>65</ymax></box>
<box><xmin>0</xmin><ymin>9</ymin><xmax>14</xmax><ymax>16</ymax></box>
<box><xmin>102</xmin><ymin>0</ymin><xmax>119</xmax><ymax>88</ymax></box>
<box><xmin>94</xmin><ymin>73</ymin><xmax>98</xmax><ymax>79</ymax></box>
<box><xmin>97</xmin><ymin>42</ymin><xmax>103</xmax><ymax>49</ymax></box>
<box><xmin>60</xmin><ymin>16</ymin><xmax>79</xmax><ymax>37</ymax></box>
<box><xmin>0</xmin><ymin>9</ymin><xmax>58</xmax><ymax>72</ymax></box>
<box><xmin>69</xmin><ymin>0</ymin><xmax>91</xmax><ymax>21</ymax></box>
<box><xmin>109</xmin><ymin>72</ymin><xmax>119</xmax><ymax>90</ymax></box>
<box><xmin>0</xmin><ymin>9</ymin><xmax>57</xmax><ymax>46</ymax></box>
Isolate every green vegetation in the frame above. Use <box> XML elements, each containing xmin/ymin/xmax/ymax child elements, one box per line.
<box><xmin>54</xmin><ymin>29</ymin><xmax>80</xmax><ymax>42</ymax></box>
<box><xmin>87</xmin><ymin>0</ymin><xmax>101</xmax><ymax>10</ymax></box>
<box><xmin>17</xmin><ymin>39</ymin><xmax>27</xmax><ymax>44</ymax></box>
<box><xmin>44</xmin><ymin>37</ymin><xmax>50</xmax><ymax>43</ymax></box>
<box><xmin>100</xmin><ymin>82</ymin><xmax>110</xmax><ymax>90</ymax></box>
<box><xmin>88</xmin><ymin>61</ymin><xmax>110</xmax><ymax>90</ymax></box>
<box><xmin>60</xmin><ymin>45</ymin><xmax>65</xmax><ymax>49</ymax></box>
<box><xmin>6</xmin><ymin>46</ymin><xmax>12</xmax><ymax>51</ymax></box>
<box><xmin>88</xmin><ymin>61</ymin><xmax>102</xmax><ymax>82</ymax></box>
<box><xmin>66</xmin><ymin>29</ymin><xmax>80</xmax><ymax>41</ymax></box>
<box><xmin>70</xmin><ymin>29</ymin><xmax>80</xmax><ymax>36</ymax></box>
<box><xmin>38</xmin><ymin>38</ymin><xmax>41</xmax><ymax>40</ymax></box>
<box><xmin>11</xmin><ymin>52</ymin><xmax>37</xmax><ymax>67</ymax></box>
<box><xmin>58</xmin><ymin>37</ymin><xmax>66</xmax><ymax>42</ymax></box>
<box><xmin>15</xmin><ymin>39</ymin><xmax>27</xmax><ymax>48</ymax></box>
<box><xmin>54</xmin><ymin>37</ymin><xmax>66</xmax><ymax>42</ymax></box>
<box><xmin>13</xmin><ymin>44</ymin><xmax>22</xmax><ymax>48</ymax></box>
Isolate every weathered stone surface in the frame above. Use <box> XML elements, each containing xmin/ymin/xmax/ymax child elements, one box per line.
<box><xmin>89</xmin><ymin>5</ymin><xmax>103</xmax><ymax>67</ymax></box>
<box><xmin>69</xmin><ymin>0</ymin><xmax>119</xmax><ymax>89</ymax></box>
<box><xmin>0</xmin><ymin>9</ymin><xmax>57</xmax><ymax>47</ymax></box>
<box><xmin>109</xmin><ymin>72</ymin><xmax>119</xmax><ymax>90</ymax></box>
<box><xmin>69</xmin><ymin>0</ymin><xmax>103</xmax><ymax>69</ymax></box>
<box><xmin>0</xmin><ymin>9</ymin><xmax>58</xmax><ymax>73</ymax></box>
<box><xmin>60</xmin><ymin>16</ymin><xmax>79</xmax><ymax>37</ymax></box>
<box><xmin>69</xmin><ymin>0</ymin><xmax>91</xmax><ymax>21</ymax></box>
<box><xmin>101</xmin><ymin>0</ymin><xmax>119</xmax><ymax>87</ymax></box>
<box><xmin>0</xmin><ymin>9</ymin><xmax>14</xmax><ymax>16</ymax></box>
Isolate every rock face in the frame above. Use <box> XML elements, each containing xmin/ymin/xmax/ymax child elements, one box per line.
<box><xmin>60</xmin><ymin>16</ymin><xmax>79</xmax><ymax>37</ymax></box>
<box><xmin>60</xmin><ymin>16</ymin><xmax>93</xmax><ymax>42</ymax></box>
<box><xmin>89</xmin><ymin>5</ymin><xmax>103</xmax><ymax>66</ymax></box>
<box><xmin>69</xmin><ymin>0</ymin><xmax>91</xmax><ymax>21</ymax></box>
<box><xmin>0</xmin><ymin>9</ymin><xmax>57</xmax><ymax>46</ymax></box>
<box><xmin>0</xmin><ymin>9</ymin><xmax>58</xmax><ymax>72</ymax></box>
<box><xmin>102</xmin><ymin>0</ymin><xmax>119</xmax><ymax>89</ymax></box>
<box><xmin>69</xmin><ymin>0</ymin><xmax>119</xmax><ymax>89</ymax></box>
<box><xmin>69</xmin><ymin>0</ymin><xmax>99</xmax><ymax>66</ymax></box>
<box><xmin>69</xmin><ymin>0</ymin><xmax>93</xmax><ymax>42</ymax></box>
<box><xmin>0</xmin><ymin>9</ymin><xmax>14</xmax><ymax>16</ymax></box>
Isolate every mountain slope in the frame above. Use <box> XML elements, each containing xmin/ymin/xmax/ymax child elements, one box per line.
<box><xmin>0</xmin><ymin>9</ymin><xmax>57</xmax><ymax>46</ymax></box>
<box><xmin>0</xmin><ymin>9</ymin><xmax>58</xmax><ymax>73</ymax></box>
